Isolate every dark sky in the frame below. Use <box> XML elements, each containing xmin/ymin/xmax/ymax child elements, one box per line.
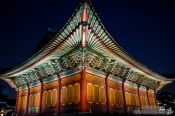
<box><xmin>0</xmin><ymin>0</ymin><xmax>175</xmax><ymax>99</ymax></box>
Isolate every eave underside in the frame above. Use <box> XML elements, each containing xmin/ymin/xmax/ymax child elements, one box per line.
<box><xmin>0</xmin><ymin>1</ymin><xmax>173</xmax><ymax>89</ymax></box>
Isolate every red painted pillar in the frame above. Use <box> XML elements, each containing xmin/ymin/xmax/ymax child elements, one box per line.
<box><xmin>15</xmin><ymin>88</ymin><xmax>20</xmax><ymax>114</ymax></box>
<box><xmin>146</xmin><ymin>88</ymin><xmax>150</xmax><ymax>108</ymax></box>
<box><xmin>57</xmin><ymin>77</ymin><xmax>61</xmax><ymax>113</ymax></box>
<box><xmin>81</xmin><ymin>67</ymin><xmax>87</xmax><ymax>112</ymax></box>
<box><xmin>137</xmin><ymin>85</ymin><xmax>142</xmax><ymax>110</ymax></box>
<box><xmin>122</xmin><ymin>80</ymin><xmax>127</xmax><ymax>113</ymax></box>
<box><xmin>26</xmin><ymin>85</ymin><xmax>30</xmax><ymax>115</ymax></box>
<box><xmin>105</xmin><ymin>76</ymin><xmax>110</xmax><ymax>113</ymax></box>
<box><xmin>39</xmin><ymin>81</ymin><xmax>43</xmax><ymax>114</ymax></box>
<box><xmin>154</xmin><ymin>90</ymin><xmax>158</xmax><ymax>110</ymax></box>
<box><xmin>80</xmin><ymin>2</ymin><xmax>88</xmax><ymax>111</ymax></box>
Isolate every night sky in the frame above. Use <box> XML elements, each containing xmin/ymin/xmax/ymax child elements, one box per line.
<box><xmin>0</xmin><ymin>0</ymin><xmax>175</xmax><ymax>99</ymax></box>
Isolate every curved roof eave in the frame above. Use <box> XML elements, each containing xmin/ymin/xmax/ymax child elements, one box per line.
<box><xmin>0</xmin><ymin>0</ymin><xmax>174</xmax><ymax>85</ymax></box>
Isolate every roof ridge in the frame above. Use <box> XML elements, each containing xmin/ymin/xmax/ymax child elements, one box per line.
<box><xmin>0</xmin><ymin>0</ymin><xmax>174</xmax><ymax>89</ymax></box>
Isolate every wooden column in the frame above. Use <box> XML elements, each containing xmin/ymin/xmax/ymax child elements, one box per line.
<box><xmin>39</xmin><ymin>80</ymin><xmax>43</xmax><ymax>114</ymax></box>
<box><xmin>122</xmin><ymin>79</ymin><xmax>127</xmax><ymax>113</ymax></box>
<box><xmin>57</xmin><ymin>77</ymin><xmax>61</xmax><ymax>113</ymax></box>
<box><xmin>80</xmin><ymin>1</ymin><xmax>88</xmax><ymax>111</ymax></box>
<box><xmin>154</xmin><ymin>90</ymin><xmax>158</xmax><ymax>110</ymax></box>
<box><xmin>26</xmin><ymin>85</ymin><xmax>30</xmax><ymax>115</ymax></box>
<box><xmin>81</xmin><ymin>67</ymin><xmax>87</xmax><ymax>112</ymax></box>
<box><xmin>105</xmin><ymin>75</ymin><xmax>110</xmax><ymax>113</ymax></box>
<box><xmin>146</xmin><ymin>88</ymin><xmax>150</xmax><ymax>108</ymax></box>
<box><xmin>137</xmin><ymin>85</ymin><xmax>142</xmax><ymax>110</ymax></box>
<box><xmin>15</xmin><ymin>88</ymin><xmax>20</xmax><ymax>114</ymax></box>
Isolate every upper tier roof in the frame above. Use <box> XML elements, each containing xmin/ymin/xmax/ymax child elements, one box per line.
<box><xmin>0</xmin><ymin>0</ymin><xmax>174</xmax><ymax>88</ymax></box>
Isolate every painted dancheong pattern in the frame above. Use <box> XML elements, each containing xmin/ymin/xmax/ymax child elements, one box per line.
<box><xmin>0</xmin><ymin>0</ymin><xmax>173</xmax><ymax>115</ymax></box>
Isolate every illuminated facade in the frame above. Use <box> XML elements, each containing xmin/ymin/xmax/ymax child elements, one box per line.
<box><xmin>0</xmin><ymin>0</ymin><xmax>173</xmax><ymax>115</ymax></box>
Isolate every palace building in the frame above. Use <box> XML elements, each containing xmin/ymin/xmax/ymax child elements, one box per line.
<box><xmin>0</xmin><ymin>0</ymin><xmax>173</xmax><ymax>115</ymax></box>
